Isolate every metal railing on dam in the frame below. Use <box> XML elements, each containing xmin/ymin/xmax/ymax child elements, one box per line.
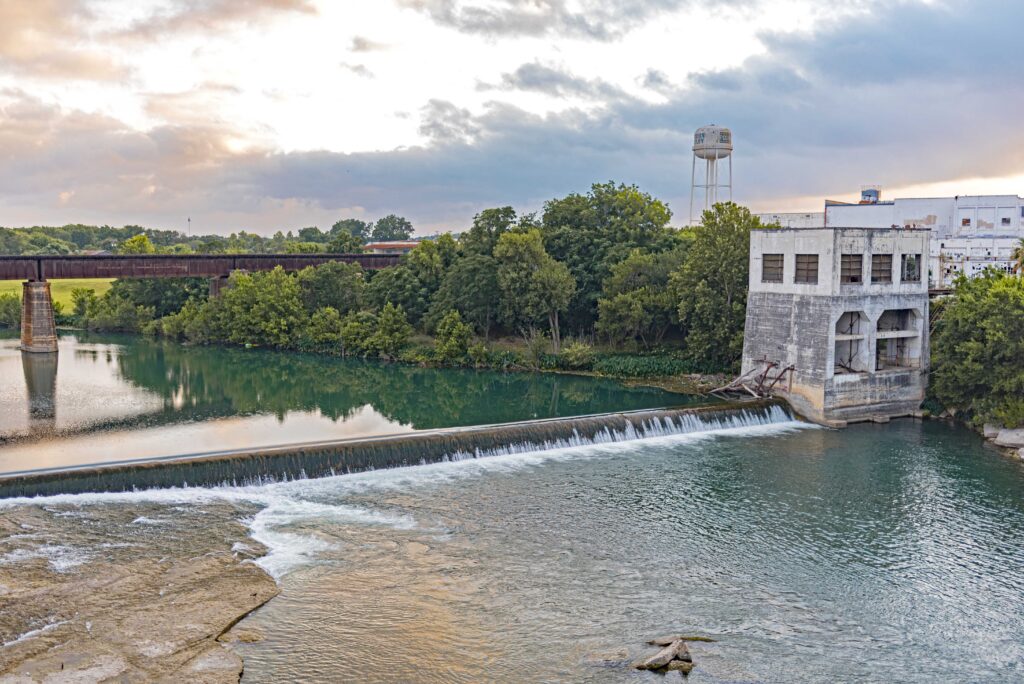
<box><xmin>0</xmin><ymin>253</ymin><xmax>401</xmax><ymax>281</ymax></box>
<box><xmin>0</xmin><ymin>401</ymin><xmax>796</xmax><ymax>499</ymax></box>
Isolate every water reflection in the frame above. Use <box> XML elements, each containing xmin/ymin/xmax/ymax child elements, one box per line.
<box><xmin>0</xmin><ymin>332</ymin><xmax>696</xmax><ymax>472</ymax></box>
<box><xmin>22</xmin><ymin>352</ymin><xmax>57</xmax><ymax>429</ymax></box>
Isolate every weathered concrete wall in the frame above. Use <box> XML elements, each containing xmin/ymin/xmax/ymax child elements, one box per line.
<box><xmin>743</xmin><ymin>226</ymin><xmax>929</xmax><ymax>424</ymax></box>
<box><xmin>20</xmin><ymin>282</ymin><xmax>57</xmax><ymax>354</ymax></box>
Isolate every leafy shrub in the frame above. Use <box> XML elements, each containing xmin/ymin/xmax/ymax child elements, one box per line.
<box><xmin>340</xmin><ymin>311</ymin><xmax>377</xmax><ymax>356</ymax></box>
<box><xmin>434</xmin><ymin>310</ymin><xmax>473</xmax><ymax>362</ymax></box>
<box><xmin>368</xmin><ymin>302</ymin><xmax>413</xmax><ymax>359</ymax></box>
<box><xmin>0</xmin><ymin>293</ymin><xmax>20</xmax><ymax>328</ymax></box>
<box><xmin>559</xmin><ymin>340</ymin><xmax>595</xmax><ymax>370</ymax></box>
<box><xmin>467</xmin><ymin>342</ymin><xmax>490</xmax><ymax>368</ymax></box>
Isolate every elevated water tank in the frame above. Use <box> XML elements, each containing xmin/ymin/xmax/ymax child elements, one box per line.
<box><xmin>693</xmin><ymin>125</ymin><xmax>733</xmax><ymax>160</ymax></box>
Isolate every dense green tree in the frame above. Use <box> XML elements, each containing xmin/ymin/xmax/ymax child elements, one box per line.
<box><xmin>106</xmin><ymin>278</ymin><xmax>207</xmax><ymax>318</ymax></box>
<box><xmin>282</xmin><ymin>241</ymin><xmax>325</xmax><ymax>254</ymax></box>
<box><xmin>434</xmin><ymin>310</ymin><xmax>473</xmax><ymax>362</ymax></box>
<box><xmin>368</xmin><ymin>302</ymin><xmax>413</xmax><ymax>358</ymax></box>
<box><xmin>305</xmin><ymin>306</ymin><xmax>344</xmax><ymax>346</ymax></box>
<box><xmin>117</xmin><ymin>234</ymin><xmax>156</xmax><ymax>254</ymax></box>
<box><xmin>460</xmin><ymin>207</ymin><xmax>516</xmax><ymax>256</ymax></box>
<box><xmin>327</xmin><ymin>232</ymin><xmax>365</xmax><ymax>253</ymax></box>
<box><xmin>931</xmin><ymin>271</ymin><xmax>1024</xmax><ymax>427</ymax></box>
<box><xmin>669</xmin><ymin>202</ymin><xmax>759</xmax><ymax>369</ymax></box>
<box><xmin>340</xmin><ymin>310</ymin><xmax>378</xmax><ymax>356</ymax></box>
<box><xmin>221</xmin><ymin>267</ymin><xmax>307</xmax><ymax>347</ymax></box>
<box><xmin>541</xmin><ymin>181</ymin><xmax>677</xmax><ymax>330</ymax></box>
<box><xmin>427</xmin><ymin>254</ymin><xmax>500</xmax><ymax>337</ymax></box>
<box><xmin>596</xmin><ymin>248</ymin><xmax>688</xmax><ymax>348</ymax></box>
<box><xmin>296</xmin><ymin>262</ymin><xmax>365</xmax><ymax>315</ymax></box>
<box><xmin>297</xmin><ymin>226</ymin><xmax>329</xmax><ymax>243</ymax></box>
<box><xmin>366</xmin><ymin>266</ymin><xmax>428</xmax><ymax>325</ymax></box>
<box><xmin>405</xmin><ymin>234</ymin><xmax>459</xmax><ymax>293</ymax></box>
<box><xmin>494</xmin><ymin>229</ymin><xmax>576</xmax><ymax>352</ymax></box>
<box><xmin>331</xmin><ymin>219</ymin><xmax>371</xmax><ymax>242</ymax></box>
<box><xmin>371</xmin><ymin>215</ymin><xmax>414</xmax><ymax>241</ymax></box>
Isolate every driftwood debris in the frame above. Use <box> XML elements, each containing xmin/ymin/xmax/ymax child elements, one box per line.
<box><xmin>648</xmin><ymin>634</ymin><xmax>717</xmax><ymax>646</ymax></box>
<box><xmin>631</xmin><ymin>634</ymin><xmax>715</xmax><ymax>675</ymax></box>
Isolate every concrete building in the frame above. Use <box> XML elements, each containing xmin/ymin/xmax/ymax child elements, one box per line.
<box><xmin>741</xmin><ymin>225</ymin><xmax>930</xmax><ymax>425</ymax></box>
<box><xmin>759</xmin><ymin>189</ymin><xmax>1024</xmax><ymax>288</ymax></box>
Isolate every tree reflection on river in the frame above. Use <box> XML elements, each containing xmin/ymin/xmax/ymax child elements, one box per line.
<box><xmin>0</xmin><ymin>332</ymin><xmax>696</xmax><ymax>472</ymax></box>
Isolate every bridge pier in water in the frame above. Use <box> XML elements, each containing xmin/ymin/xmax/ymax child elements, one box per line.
<box><xmin>20</xmin><ymin>281</ymin><xmax>58</xmax><ymax>354</ymax></box>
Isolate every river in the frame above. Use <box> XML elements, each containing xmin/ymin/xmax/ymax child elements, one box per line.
<box><xmin>1</xmin><ymin>333</ymin><xmax>1022</xmax><ymax>682</ymax></box>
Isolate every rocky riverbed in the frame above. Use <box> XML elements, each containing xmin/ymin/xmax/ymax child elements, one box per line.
<box><xmin>0</xmin><ymin>501</ymin><xmax>277</xmax><ymax>683</ymax></box>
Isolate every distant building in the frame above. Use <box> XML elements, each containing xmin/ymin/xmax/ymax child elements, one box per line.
<box><xmin>741</xmin><ymin>225</ymin><xmax>930</xmax><ymax>425</ymax></box>
<box><xmin>758</xmin><ymin>189</ymin><xmax>1024</xmax><ymax>288</ymax></box>
<box><xmin>363</xmin><ymin>241</ymin><xmax>419</xmax><ymax>255</ymax></box>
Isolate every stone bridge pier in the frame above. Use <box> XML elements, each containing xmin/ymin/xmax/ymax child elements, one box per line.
<box><xmin>20</xmin><ymin>281</ymin><xmax>58</xmax><ymax>354</ymax></box>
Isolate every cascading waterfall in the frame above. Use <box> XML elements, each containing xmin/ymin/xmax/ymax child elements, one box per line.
<box><xmin>0</xmin><ymin>402</ymin><xmax>798</xmax><ymax>499</ymax></box>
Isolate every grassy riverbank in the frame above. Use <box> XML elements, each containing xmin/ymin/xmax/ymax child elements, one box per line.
<box><xmin>0</xmin><ymin>279</ymin><xmax>114</xmax><ymax>308</ymax></box>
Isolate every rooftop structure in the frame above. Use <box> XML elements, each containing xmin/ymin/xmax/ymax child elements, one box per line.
<box><xmin>741</xmin><ymin>225</ymin><xmax>930</xmax><ymax>425</ymax></box>
<box><xmin>364</xmin><ymin>241</ymin><xmax>419</xmax><ymax>255</ymax></box>
<box><xmin>758</xmin><ymin>190</ymin><xmax>1024</xmax><ymax>288</ymax></box>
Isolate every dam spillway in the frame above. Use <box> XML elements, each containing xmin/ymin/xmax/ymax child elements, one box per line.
<box><xmin>0</xmin><ymin>402</ymin><xmax>795</xmax><ymax>498</ymax></box>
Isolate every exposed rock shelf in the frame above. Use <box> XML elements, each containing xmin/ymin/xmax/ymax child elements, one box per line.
<box><xmin>0</xmin><ymin>502</ymin><xmax>278</xmax><ymax>683</ymax></box>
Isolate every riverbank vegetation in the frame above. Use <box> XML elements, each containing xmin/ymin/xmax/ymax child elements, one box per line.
<box><xmin>930</xmin><ymin>270</ymin><xmax>1024</xmax><ymax>428</ymax></box>
<box><xmin>0</xmin><ymin>185</ymin><xmax>760</xmax><ymax>377</ymax></box>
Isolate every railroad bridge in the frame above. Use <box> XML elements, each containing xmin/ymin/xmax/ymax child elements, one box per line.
<box><xmin>1</xmin><ymin>254</ymin><xmax>400</xmax><ymax>353</ymax></box>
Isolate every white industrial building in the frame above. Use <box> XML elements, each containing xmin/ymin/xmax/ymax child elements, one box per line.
<box><xmin>757</xmin><ymin>189</ymin><xmax>1024</xmax><ymax>288</ymax></box>
<box><xmin>741</xmin><ymin>225</ymin><xmax>930</xmax><ymax>425</ymax></box>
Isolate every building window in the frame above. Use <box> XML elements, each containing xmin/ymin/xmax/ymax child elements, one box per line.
<box><xmin>840</xmin><ymin>254</ymin><xmax>863</xmax><ymax>284</ymax></box>
<box><xmin>1002</xmin><ymin>217</ymin><xmax>1012</xmax><ymax>226</ymax></box>
<box><xmin>900</xmin><ymin>254</ymin><xmax>921</xmax><ymax>282</ymax></box>
<box><xmin>761</xmin><ymin>254</ymin><xmax>784</xmax><ymax>283</ymax></box>
<box><xmin>871</xmin><ymin>254</ymin><xmax>893</xmax><ymax>283</ymax></box>
<box><xmin>961</xmin><ymin>218</ymin><xmax>971</xmax><ymax>227</ymax></box>
<box><xmin>794</xmin><ymin>254</ymin><xmax>819</xmax><ymax>284</ymax></box>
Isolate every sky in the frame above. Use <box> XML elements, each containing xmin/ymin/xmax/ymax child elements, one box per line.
<box><xmin>2</xmin><ymin>0</ymin><xmax>1023</xmax><ymax>235</ymax></box>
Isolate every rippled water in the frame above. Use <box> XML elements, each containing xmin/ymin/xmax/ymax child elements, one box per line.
<box><xmin>4</xmin><ymin>417</ymin><xmax>1021</xmax><ymax>682</ymax></box>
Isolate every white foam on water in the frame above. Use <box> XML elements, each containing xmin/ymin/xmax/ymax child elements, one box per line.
<box><xmin>0</xmin><ymin>408</ymin><xmax>815</xmax><ymax>578</ymax></box>
<box><xmin>0</xmin><ymin>545</ymin><xmax>89</xmax><ymax>573</ymax></box>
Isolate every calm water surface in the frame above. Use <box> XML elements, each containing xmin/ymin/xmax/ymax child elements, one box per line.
<box><xmin>0</xmin><ymin>332</ymin><xmax>688</xmax><ymax>473</ymax></box>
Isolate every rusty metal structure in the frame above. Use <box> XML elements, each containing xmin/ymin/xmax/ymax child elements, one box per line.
<box><xmin>0</xmin><ymin>253</ymin><xmax>399</xmax><ymax>282</ymax></box>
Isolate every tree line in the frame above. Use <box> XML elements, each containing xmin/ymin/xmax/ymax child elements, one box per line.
<box><xmin>1</xmin><ymin>184</ymin><xmax>760</xmax><ymax>374</ymax></box>
<box><xmin>0</xmin><ymin>214</ymin><xmax>417</xmax><ymax>256</ymax></box>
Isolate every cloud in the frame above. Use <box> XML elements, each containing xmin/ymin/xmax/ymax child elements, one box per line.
<box><xmin>395</xmin><ymin>0</ymin><xmax>709</xmax><ymax>40</ymax></box>
<box><xmin>118</xmin><ymin>0</ymin><xmax>317</xmax><ymax>39</ymax></box>
<box><xmin>4</xmin><ymin>0</ymin><xmax>1024</xmax><ymax>234</ymax></box>
<box><xmin>340</xmin><ymin>63</ymin><xmax>375</xmax><ymax>78</ymax></box>
<box><xmin>0</xmin><ymin>0</ymin><xmax>128</xmax><ymax>81</ymax></box>
<box><xmin>482</xmin><ymin>62</ymin><xmax>628</xmax><ymax>100</ymax></box>
<box><xmin>351</xmin><ymin>36</ymin><xmax>388</xmax><ymax>52</ymax></box>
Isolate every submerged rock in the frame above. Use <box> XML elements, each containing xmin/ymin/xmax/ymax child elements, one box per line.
<box><xmin>665</xmin><ymin>659</ymin><xmax>695</xmax><ymax>674</ymax></box>
<box><xmin>632</xmin><ymin>640</ymin><xmax>688</xmax><ymax>670</ymax></box>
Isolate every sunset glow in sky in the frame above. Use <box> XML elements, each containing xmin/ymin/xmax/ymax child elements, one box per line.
<box><xmin>2</xmin><ymin>0</ymin><xmax>1023</xmax><ymax>234</ymax></box>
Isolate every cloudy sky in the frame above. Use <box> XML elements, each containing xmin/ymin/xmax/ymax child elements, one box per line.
<box><xmin>2</xmin><ymin>0</ymin><xmax>1023</xmax><ymax>235</ymax></box>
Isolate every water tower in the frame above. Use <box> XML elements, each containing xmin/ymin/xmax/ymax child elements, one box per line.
<box><xmin>689</xmin><ymin>124</ymin><xmax>733</xmax><ymax>224</ymax></box>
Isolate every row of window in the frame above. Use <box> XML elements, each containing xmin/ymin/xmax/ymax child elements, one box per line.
<box><xmin>762</xmin><ymin>253</ymin><xmax>922</xmax><ymax>285</ymax></box>
<box><xmin>962</xmin><ymin>217</ymin><xmax>1014</xmax><ymax>227</ymax></box>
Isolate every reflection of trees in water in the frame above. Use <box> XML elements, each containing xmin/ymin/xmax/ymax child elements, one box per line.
<box><xmin>114</xmin><ymin>339</ymin><xmax>684</xmax><ymax>429</ymax></box>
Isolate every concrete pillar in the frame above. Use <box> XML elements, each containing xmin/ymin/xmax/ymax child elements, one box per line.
<box><xmin>209</xmin><ymin>270</ymin><xmax>247</xmax><ymax>298</ymax></box>
<box><xmin>209</xmin><ymin>275</ymin><xmax>230</xmax><ymax>298</ymax></box>
<box><xmin>20</xmin><ymin>281</ymin><xmax>58</xmax><ymax>354</ymax></box>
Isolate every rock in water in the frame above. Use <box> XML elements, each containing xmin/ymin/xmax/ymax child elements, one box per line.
<box><xmin>632</xmin><ymin>640</ymin><xmax>686</xmax><ymax>670</ymax></box>
<box><xmin>665</xmin><ymin>660</ymin><xmax>695</xmax><ymax>674</ymax></box>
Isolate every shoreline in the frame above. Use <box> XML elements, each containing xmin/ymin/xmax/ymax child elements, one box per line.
<box><xmin>0</xmin><ymin>503</ymin><xmax>278</xmax><ymax>682</ymax></box>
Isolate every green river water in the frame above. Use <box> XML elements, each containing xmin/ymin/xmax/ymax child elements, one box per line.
<box><xmin>1</xmin><ymin>332</ymin><xmax>1022</xmax><ymax>682</ymax></box>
